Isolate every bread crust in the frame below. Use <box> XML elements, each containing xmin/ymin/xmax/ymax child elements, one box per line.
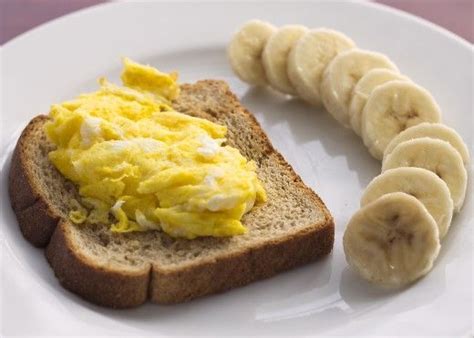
<box><xmin>8</xmin><ymin>80</ymin><xmax>334</xmax><ymax>308</ymax></box>
<box><xmin>9</xmin><ymin>115</ymin><xmax>61</xmax><ymax>247</ymax></box>
<box><xmin>46</xmin><ymin>221</ymin><xmax>151</xmax><ymax>308</ymax></box>
<box><xmin>151</xmin><ymin>223</ymin><xmax>334</xmax><ymax>303</ymax></box>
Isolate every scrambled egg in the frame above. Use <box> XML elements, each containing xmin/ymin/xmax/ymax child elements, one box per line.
<box><xmin>45</xmin><ymin>58</ymin><xmax>266</xmax><ymax>239</ymax></box>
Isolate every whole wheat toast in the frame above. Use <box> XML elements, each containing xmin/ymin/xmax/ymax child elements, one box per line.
<box><xmin>9</xmin><ymin>80</ymin><xmax>334</xmax><ymax>308</ymax></box>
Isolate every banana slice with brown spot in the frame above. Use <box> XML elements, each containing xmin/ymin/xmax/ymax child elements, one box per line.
<box><xmin>320</xmin><ymin>49</ymin><xmax>399</xmax><ymax>128</ymax></box>
<box><xmin>350</xmin><ymin>69</ymin><xmax>410</xmax><ymax>136</ymax></box>
<box><xmin>361</xmin><ymin>167</ymin><xmax>453</xmax><ymax>238</ymax></box>
<box><xmin>382</xmin><ymin>137</ymin><xmax>467</xmax><ymax>212</ymax></box>
<box><xmin>344</xmin><ymin>192</ymin><xmax>440</xmax><ymax>288</ymax></box>
<box><xmin>361</xmin><ymin>81</ymin><xmax>442</xmax><ymax>160</ymax></box>
<box><xmin>383</xmin><ymin>122</ymin><xmax>470</xmax><ymax>165</ymax></box>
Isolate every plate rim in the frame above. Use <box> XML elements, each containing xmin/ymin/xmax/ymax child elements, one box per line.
<box><xmin>0</xmin><ymin>1</ymin><xmax>472</xmax><ymax>336</ymax></box>
<box><xmin>2</xmin><ymin>0</ymin><xmax>473</xmax><ymax>53</ymax></box>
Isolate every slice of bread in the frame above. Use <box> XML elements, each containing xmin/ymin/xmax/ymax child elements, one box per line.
<box><xmin>8</xmin><ymin>80</ymin><xmax>334</xmax><ymax>308</ymax></box>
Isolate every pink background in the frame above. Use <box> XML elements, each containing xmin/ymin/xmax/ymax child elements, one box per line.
<box><xmin>1</xmin><ymin>0</ymin><xmax>473</xmax><ymax>44</ymax></box>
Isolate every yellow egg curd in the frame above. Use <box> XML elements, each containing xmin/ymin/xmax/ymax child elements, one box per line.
<box><xmin>44</xmin><ymin>58</ymin><xmax>266</xmax><ymax>239</ymax></box>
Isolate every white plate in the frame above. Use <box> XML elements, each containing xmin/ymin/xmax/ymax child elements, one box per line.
<box><xmin>1</xmin><ymin>1</ymin><xmax>472</xmax><ymax>336</ymax></box>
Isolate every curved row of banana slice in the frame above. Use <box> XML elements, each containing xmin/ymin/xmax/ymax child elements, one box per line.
<box><xmin>345</xmin><ymin>126</ymin><xmax>468</xmax><ymax>288</ymax></box>
<box><xmin>227</xmin><ymin>20</ymin><xmax>446</xmax><ymax>159</ymax></box>
<box><xmin>228</xmin><ymin>20</ymin><xmax>470</xmax><ymax>288</ymax></box>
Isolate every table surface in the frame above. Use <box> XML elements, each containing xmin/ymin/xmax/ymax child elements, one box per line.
<box><xmin>0</xmin><ymin>0</ymin><xmax>473</xmax><ymax>45</ymax></box>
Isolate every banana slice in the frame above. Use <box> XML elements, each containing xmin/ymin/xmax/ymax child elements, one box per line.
<box><xmin>287</xmin><ymin>28</ymin><xmax>355</xmax><ymax>106</ymax></box>
<box><xmin>343</xmin><ymin>192</ymin><xmax>440</xmax><ymax>288</ymax></box>
<box><xmin>349</xmin><ymin>69</ymin><xmax>410</xmax><ymax>136</ymax></box>
<box><xmin>262</xmin><ymin>25</ymin><xmax>308</xmax><ymax>95</ymax></box>
<box><xmin>320</xmin><ymin>49</ymin><xmax>398</xmax><ymax>127</ymax></box>
<box><xmin>382</xmin><ymin>137</ymin><xmax>467</xmax><ymax>212</ymax></box>
<box><xmin>228</xmin><ymin>20</ymin><xmax>277</xmax><ymax>86</ymax></box>
<box><xmin>384</xmin><ymin>122</ymin><xmax>470</xmax><ymax>165</ymax></box>
<box><xmin>361</xmin><ymin>81</ymin><xmax>442</xmax><ymax>160</ymax></box>
<box><xmin>361</xmin><ymin>168</ymin><xmax>453</xmax><ymax>238</ymax></box>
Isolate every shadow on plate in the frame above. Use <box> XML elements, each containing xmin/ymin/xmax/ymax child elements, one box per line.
<box><xmin>338</xmin><ymin>258</ymin><xmax>446</xmax><ymax>317</ymax></box>
<box><xmin>240</xmin><ymin>87</ymin><xmax>380</xmax><ymax>188</ymax></box>
<box><xmin>45</xmin><ymin>252</ymin><xmax>334</xmax><ymax>334</ymax></box>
